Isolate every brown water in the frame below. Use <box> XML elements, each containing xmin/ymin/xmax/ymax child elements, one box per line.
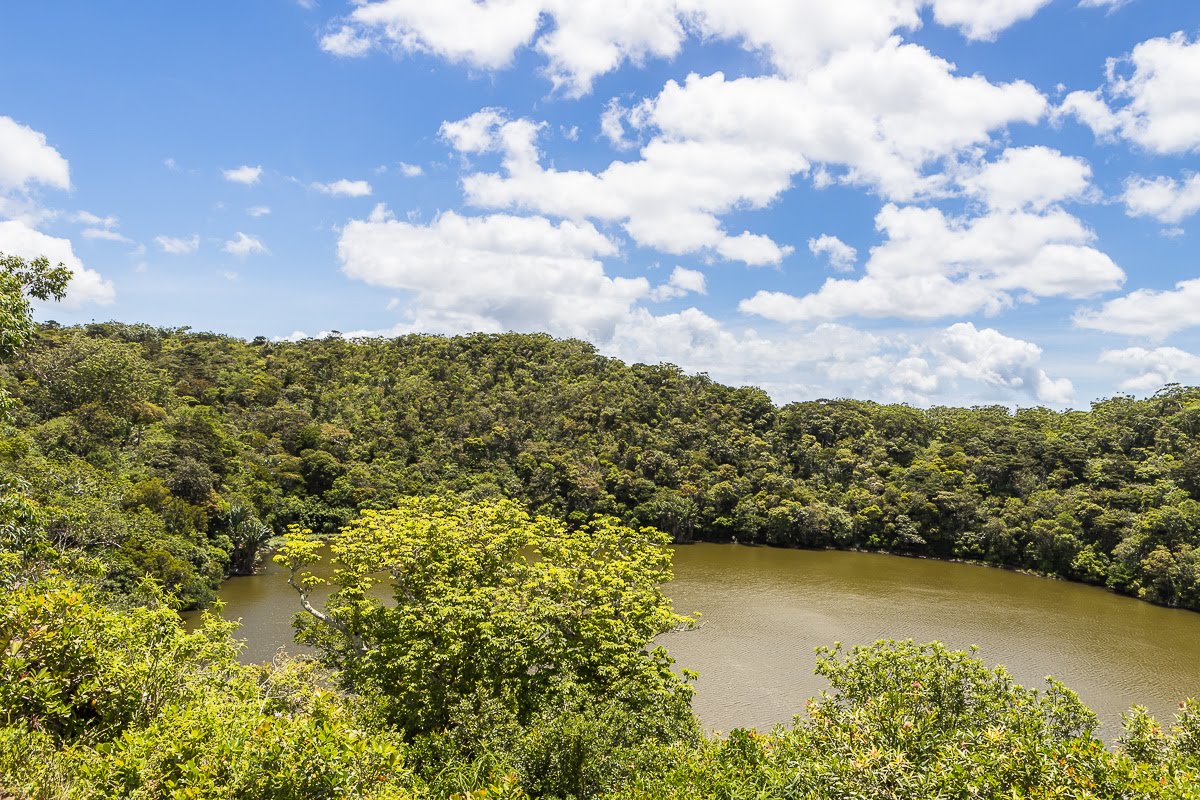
<box><xmin>203</xmin><ymin>544</ymin><xmax>1200</xmax><ymax>737</ymax></box>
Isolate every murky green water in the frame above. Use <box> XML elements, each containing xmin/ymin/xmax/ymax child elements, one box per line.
<box><xmin>202</xmin><ymin>544</ymin><xmax>1200</xmax><ymax>737</ymax></box>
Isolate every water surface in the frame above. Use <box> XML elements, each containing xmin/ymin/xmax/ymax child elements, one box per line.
<box><xmin>206</xmin><ymin>544</ymin><xmax>1200</xmax><ymax>737</ymax></box>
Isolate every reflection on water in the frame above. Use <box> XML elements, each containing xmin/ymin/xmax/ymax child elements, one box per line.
<box><xmin>200</xmin><ymin>543</ymin><xmax>1200</xmax><ymax>738</ymax></box>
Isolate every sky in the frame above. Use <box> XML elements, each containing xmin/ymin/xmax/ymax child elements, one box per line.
<box><xmin>1</xmin><ymin>1</ymin><xmax>1199</xmax><ymax>409</ymax></box>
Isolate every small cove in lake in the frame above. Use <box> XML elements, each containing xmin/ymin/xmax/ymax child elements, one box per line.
<box><xmin>202</xmin><ymin>543</ymin><xmax>1200</xmax><ymax>737</ymax></box>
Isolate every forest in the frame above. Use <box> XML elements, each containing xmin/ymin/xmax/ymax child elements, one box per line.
<box><xmin>3</xmin><ymin>256</ymin><xmax>1200</xmax><ymax>798</ymax></box>
<box><xmin>2</xmin><ymin>317</ymin><xmax>1198</xmax><ymax>611</ymax></box>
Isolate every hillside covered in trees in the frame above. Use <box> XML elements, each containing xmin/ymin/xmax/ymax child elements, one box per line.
<box><xmin>2</xmin><ymin>321</ymin><xmax>1198</xmax><ymax>611</ymax></box>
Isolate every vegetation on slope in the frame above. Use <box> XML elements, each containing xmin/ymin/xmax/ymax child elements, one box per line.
<box><xmin>2</xmin><ymin>320</ymin><xmax>1199</xmax><ymax>610</ymax></box>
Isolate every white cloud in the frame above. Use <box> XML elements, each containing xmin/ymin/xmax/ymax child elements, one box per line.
<box><xmin>667</xmin><ymin>265</ymin><xmax>706</xmax><ymax>293</ymax></box>
<box><xmin>1074</xmin><ymin>278</ymin><xmax>1200</xmax><ymax>340</ymax></box>
<box><xmin>322</xmin><ymin>0</ymin><xmax>1055</xmax><ymax>96</ymax></box>
<box><xmin>313</xmin><ymin>178</ymin><xmax>373</xmax><ymax>197</ymax></box>
<box><xmin>649</xmin><ymin>265</ymin><xmax>707</xmax><ymax>300</ymax></box>
<box><xmin>0</xmin><ymin>116</ymin><xmax>70</xmax><ymax>192</ymax></box>
<box><xmin>1100</xmin><ymin>346</ymin><xmax>1200</xmax><ymax>393</ymax></box>
<box><xmin>716</xmin><ymin>231</ymin><xmax>794</xmax><ymax>266</ymax></box>
<box><xmin>927</xmin><ymin>0</ymin><xmax>1053</xmax><ymax>41</ymax></box>
<box><xmin>926</xmin><ymin>321</ymin><xmax>1073</xmax><ymax>403</ymax></box>
<box><xmin>600</xmin><ymin>99</ymin><xmax>635</xmax><ymax>150</ymax></box>
<box><xmin>958</xmin><ymin>146</ymin><xmax>1092</xmax><ymax>211</ymax></box>
<box><xmin>155</xmin><ymin>234</ymin><xmax>200</xmax><ymax>255</ymax></box>
<box><xmin>0</xmin><ymin>120</ymin><xmax>115</xmax><ymax>308</ymax></box>
<box><xmin>81</xmin><ymin>228</ymin><xmax>133</xmax><ymax>244</ymax></box>
<box><xmin>247</xmin><ymin>205</ymin><xmax>272</xmax><ymax>217</ymax></box>
<box><xmin>535</xmin><ymin>1</ymin><xmax>685</xmax><ymax>96</ymax></box>
<box><xmin>325</xmin><ymin>0</ymin><xmax>543</xmax><ymax>68</ymax></box>
<box><xmin>442</xmin><ymin>46</ymin><xmax>1042</xmax><ymax>266</ymax></box>
<box><xmin>73</xmin><ymin>211</ymin><xmax>117</xmax><ymax>228</ymax></box>
<box><xmin>1058</xmin><ymin>32</ymin><xmax>1200</xmax><ymax>154</ymax></box>
<box><xmin>608</xmin><ymin>313</ymin><xmax>1070</xmax><ymax>405</ymax></box>
<box><xmin>223</xmin><ymin>232</ymin><xmax>268</xmax><ymax>257</ymax></box>
<box><xmin>441</xmin><ymin>108</ymin><xmax>510</xmax><ymax>154</ymax></box>
<box><xmin>321</xmin><ymin>25</ymin><xmax>375</xmax><ymax>57</ymax></box>
<box><xmin>337</xmin><ymin>208</ymin><xmax>646</xmax><ymax>341</ymax></box>
<box><xmin>1077</xmin><ymin>0</ymin><xmax>1130</xmax><ymax>8</ymax></box>
<box><xmin>0</xmin><ymin>220</ymin><xmax>115</xmax><ymax>308</ymax></box>
<box><xmin>72</xmin><ymin>211</ymin><xmax>135</xmax><ymax>245</ymax></box>
<box><xmin>742</xmin><ymin>202</ymin><xmax>1123</xmax><ymax>323</ymax></box>
<box><xmin>223</xmin><ymin>165</ymin><xmax>263</xmax><ymax>185</ymax></box>
<box><xmin>1122</xmin><ymin>173</ymin><xmax>1200</xmax><ymax>224</ymax></box>
<box><xmin>808</xmin><ymin>234</ymin><xmax>857</xmax><ymax>271</ymax></box>
<box><xmin>675</xmin><ymin>0</ymin><xmax>923</xmax><ymax>78</ymax></box>
<box><xmin>398</xmin><ymin>162</ymin><xmax>424</xmax><ymax>177</ymax></box>
<box><xmin>607</xmin><ymin>309</ymin><xmax>880</xmax><ymax>393</ymax></box>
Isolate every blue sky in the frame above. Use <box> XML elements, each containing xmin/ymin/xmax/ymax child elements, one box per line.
<box><xmin>1</xmin><ymin>0</ymin><xmax>1199</xmax><ymax>408</ymax></box>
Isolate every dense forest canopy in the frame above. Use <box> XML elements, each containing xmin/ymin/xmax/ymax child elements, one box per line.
<box><xmin>2</xmin><ymin>321</ymin><xmax>1198</xmax><ymax>610</ymax></box>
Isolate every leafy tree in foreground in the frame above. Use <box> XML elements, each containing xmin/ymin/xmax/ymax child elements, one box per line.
<box><xmin>277</xmin><ymin>497</ymin><xmax>699</xmax><ymax>795</ymax></box>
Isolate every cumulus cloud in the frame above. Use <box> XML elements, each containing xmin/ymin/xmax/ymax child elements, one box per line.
<box><xmin>926</xmin><ymin>322</ymin><xmax>1073</xmax><ymax>403</ymax></box>
<box><xmin>0</xmin><ymin>119</ymin><xmax>115</xmax><ymax>309</ymax></box>
<box><xmin>1122</xmin><ymin>173</ymin><xmax>1200</xmax><ymax>224</ymax></box>
<box><xmin>313</xmin><ymin>178</ymin><xmax>373</xmax><ymax>197</ymax></box>
<box><xmin>742</xmin><ymin>202</ymin><xmax>1123</xmax><ymax>323</ymax></box>
<box><xmin>222</xmin><ymin>165</ymin><xmax>263</xmax><ymax>185</ymax></box>
<box><xmin>1074</xmin><ymin>278</ymin><xmax>1200</xmax><ymax>340</ymax></box>
<box><xmin>610</xmin><ymin>313</ymin><xmax>1070</xmax><ymax>405</ymax></box>
<box><xmin>247</xmin><ymin>205</ymin><xmax>272</xmax><ymax>217</ymax></box>
<box><xmin>649</xmin><ymin>265</ymin><xmax>707</xmax><ymax>301</ymax></box>
<box><xmin>398</xmin><ymin>162</ymin><xmax>424</xmax><ymax>177</ymax></box>
<box><xmin>1100</xmin><ymin>346</ymin><xmax>1200</xmax><ymax>393</ymax></box>
<box><xmin>155</xmin><ymin>234</ymin><xmax>200</xmax><ymax>255</ymax></box>
<box><xmin>320</xmin><ymin>0</ymin><xmax>1057</xmax><ymax>96</ymax></box>
<box><xmin>337</xmin><ymin>207</ymin><xmax>647</xmax><ymax>341</ymax></box>
<box><xmin>0</xmin><ymin>116</ymin><xmax>70</xmax><ymax>192</ymax></box>
<box><xmin>1058</xmin><ymin>32</ymin><xmax>1200</xmax><ymax>154</ymax></box>
<box><xmin>808</xmin><ymin>234</ymin><xmax>857</xmax><ymax>271</ymax></box>
<box><xmin>440</xmin><ymin>47</ymin><xmax>1042</xmax><ymax>265</ymax></box>
<box><xmin>927</xmin><ymin>0</ymin><xmax>1052</xmax><ymax>41</ymax></box>
<box><xmin>958</xmin><ymin>146</ymin><xmax>1092</xmax><ymax>211</ymax></box>
<box><xmin>0</xmin><ymin>220</ymin><xmax>115</xmax><ymax>308</ymax></box>
<box><xmin>223</xmin><ymin>232</ymin><xmax>268</xmax><ymax>257</ymax></box>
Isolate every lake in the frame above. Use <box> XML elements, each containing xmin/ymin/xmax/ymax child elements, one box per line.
<box><xmin>202</xmin><ymin>543</ymin><xmax>1200</xmax><ymax>737</ymax></box>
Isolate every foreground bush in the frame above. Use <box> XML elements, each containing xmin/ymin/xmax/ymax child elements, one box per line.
<box><xmin>618</xmin><ymin>641</ymin><xmax>1200</xmax><ymax>800</ymax></box>
<box><xmin>3</xmin><ymin>498</ymin><xmax>1199</xmax><ymax>799</ymax></box>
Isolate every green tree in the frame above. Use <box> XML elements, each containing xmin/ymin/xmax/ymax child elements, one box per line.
<box><xmin>277</xmin><ymin>497</ymin><xmax>699</xmax><ymax>793</ymax></box>
<box><xmin>278</xmin><ymin>498</ymin><xmax>695</xmax><ymax>733</ymax></box>
<box><xmin>0</xmin><ymin>253</ymin><xmax>70</xmax><ymax>420</ymax></box>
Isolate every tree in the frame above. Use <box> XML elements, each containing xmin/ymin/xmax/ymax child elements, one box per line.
<box><xmin>276</xmin><ymin>497</ymin><xmax>698</xmax><ymax>790</ymax></box>
<box><xmin>222</xmin><ymin>504</ymin><xmax>274</xmax><ymax>576</ymax></box>
<box><xmin>0</xmin><ymin>253</ymin><xmax>70</xmax><ymax>420</ymax></box>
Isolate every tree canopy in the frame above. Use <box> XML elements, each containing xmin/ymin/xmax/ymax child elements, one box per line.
<box><xmin>2</xmin><ymin>323</ymin><xmax>1199</xmax><ymax>611</ymax></box>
